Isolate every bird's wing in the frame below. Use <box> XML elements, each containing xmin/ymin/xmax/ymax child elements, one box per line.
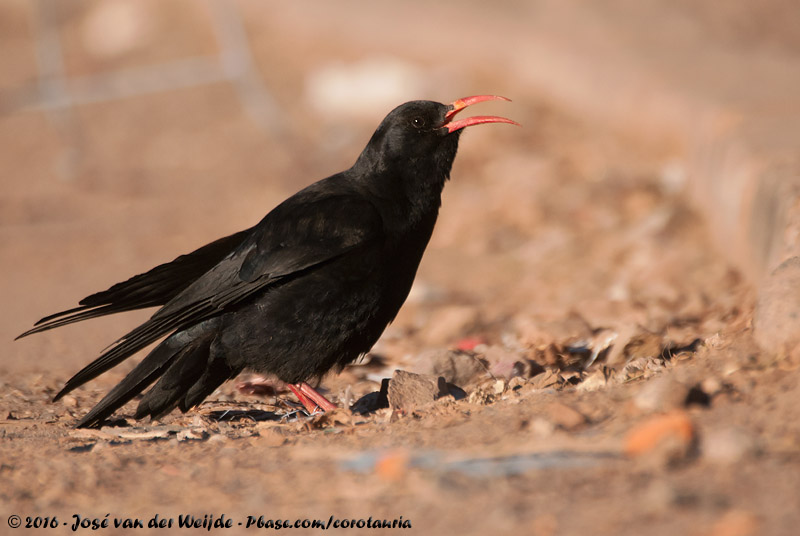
<box><xmin>17</xmin><ymin>228</ymin><xmax>252</xmax><ymax>339</ymax></box>
<box><xmin>54</xmin><ymin>192</ymin><xmax>384</xmax><ymax>399</ymax></box>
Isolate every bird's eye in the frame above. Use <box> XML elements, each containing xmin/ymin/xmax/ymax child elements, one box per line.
<box><xmin>411</xmin><ymin>116</ymin><xmax>426</xmax><ymax>129</ymax></box>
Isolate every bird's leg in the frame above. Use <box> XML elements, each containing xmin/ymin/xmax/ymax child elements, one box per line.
<box><xmin>287</xmin><ymin>384</ymin><xmax>319</xmax><ymax>414</ymax></box>
<box><xmin>298</xmin><ymin>382</ymin><xmax>338</xmax><ymax>411</ymax></box>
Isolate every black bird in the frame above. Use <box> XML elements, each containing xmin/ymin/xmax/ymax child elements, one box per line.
<box><xmin>17</xmin><ymin>95</ymin><xmax>517</xmax><ymax>428</ymax></box>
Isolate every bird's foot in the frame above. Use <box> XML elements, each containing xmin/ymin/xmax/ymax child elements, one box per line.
<box><xmin>236</xmin><ymin>375</ymin><xmax>281</xmax><ymax>396</ymax></box>
<box><xmin>288</xmin><ymin>382</ymin><xmax>337</xmax><ymax>414</ymax></box>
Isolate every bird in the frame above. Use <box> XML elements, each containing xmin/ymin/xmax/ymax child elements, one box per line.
<box><xmin>17</xmin><ymin>95</ymin><xmax>517</xmax><ymax>428</ymax></box>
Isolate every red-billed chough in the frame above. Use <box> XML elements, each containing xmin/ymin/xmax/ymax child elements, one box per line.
<box><xmin>17</xmin><ymin>95</ymin><xmax>517</xmax><ymax>428</ymax></box>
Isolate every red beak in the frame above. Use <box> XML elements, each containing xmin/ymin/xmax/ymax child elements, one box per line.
<box><xmin>442</xmin><ymin>95</ymin><xmax>519</xmax><ymax>133</ymax></box>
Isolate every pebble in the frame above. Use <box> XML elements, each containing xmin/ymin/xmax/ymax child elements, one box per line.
<box><xmin>176</xmin><ymin>428</ymin><xmax>209</xmax><ymax>442</ymax></box>
<box><xmin>624</xmin><ymin>411</ymin><xmax>695</xmax><ymax>464</ymax></box>
<box><xmin>701</xmin><ymin>377</ymin><xmax>724</xmax><ymax>397</ymax></box>
<box><xmin>545</xmin><ymin>402</ymin><xmax>587</xmax><ymax>431</ymax></box>
<box><xmin>374</xmin><ymin>449</ymin><xmax>410</xmax><ymax>482</ymax></box>
<box><xmin>707</xmin><ymin>510</ymin><xmax>759</xmax><ymax>536</ymax></box>
<box><xmin>257</xmin><ymin>428</ymin><xmax>287</xmax><ymax>448</ymax></box>
<box><xmin>492</xmin><ymin>379</ymin><xmax>506</xmax><ymax>395</ymax></box>
<box><xmin>529</xmin><ymin>418</ymin><xmax>555</xmax><ymax>437</ymax></box>
<box><xmin>420</xmin><ymin>305</ymin><xmax>481</xmax><ymax>346</ymax></box>
<box><xmin>702</xmin><ymin>427</ymin><xmax>756</xmax><ymax>464</ymax></box>
<box><xmin>304</xmin><ymin>57</ymin><xmax>427</xmax><ymax>119</ymax></box>
<box><xmin>529</xmin><ymin>370</ymin><xmax>564</xmax><ymax>390</ymax></box>
<box><xmin>633</xmin><ymin>375</ymin><xmax>690</xmax><ymax>413</ymax></box>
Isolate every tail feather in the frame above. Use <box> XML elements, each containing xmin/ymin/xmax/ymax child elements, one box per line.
<box><xmin>74</xmin><ymin>320</ymin><xmax>227</xmax><ymax>428</ymax></box>
<box><xmin>75</xmin><ymin>337</ymin><xmax>184</xmax><ymax>428</ymax></box>
<box><xmin>53</xmin><ymin>301</ymin><xmax>211</xmax><ymax>401</ymax></box>
<box><xmin>180</xmin><ymin>357</ymin><xmax>240</xmax><ymax>412</ymax></box>
<box><xmin>16</xmin><ymin>302</ymin><xmax>163</xmax><ymax>340</ymax></box>
<box><xmin>135</xmin><ymin>340</ymin><xmax>239</xmax><ymax>420</ymax></box>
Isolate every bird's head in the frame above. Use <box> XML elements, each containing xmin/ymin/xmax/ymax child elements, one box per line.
<box><xmin>355</xmin><ymin>95</ymin><xmax>518</xmax><ymax>180</ymax></box>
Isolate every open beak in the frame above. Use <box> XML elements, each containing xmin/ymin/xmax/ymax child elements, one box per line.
<box><xmin>442</xmin><ymin>95</ymin><xmax>519</xmax><ymax>133</ymax></box>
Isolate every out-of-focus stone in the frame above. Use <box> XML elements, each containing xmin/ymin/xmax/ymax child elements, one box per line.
<box><xmin>702</xmin><ymin>427</ymin><xmax>757</xmax><ymax>464</ymax></box>
<box><xmin>529</xmin><ymin>418</ymin><xmax>555</xmax><ymax>437</ymax></box>
<box><xmin>707</xmin><ymin>510</ymin><xmax>760</xmax><ymax>536</ymax></box>
<box><xmin>305</xmin><ymin>57</ymin><xmax>427</xmax><ymax>119</ymax></box>
<box><xmin>701</xmin><ymin>377</ymin><xmax>724</xmax><ymax>397</ymax></box>
<box><xmin>81</xmin><ymin>0</ymin><xmax>152</xmax><ymax>59</ymax></box>
<box><xmin>545</xmin><ymin>402</ymin><xmax>587</xmax><ymax>430</ymax></box>
<box><xmin>754</xmin><ymin>256</ymin><xmax>800</xmax><ymax>356</ymax></box>
<box><xmin>624</xmin><ymin>411</ymin><xmax>695</xmax><ymax>465</ymax></box>
<box><xmin>529</xmin><ymin>369</ymin><xmax>564</xmax><ymax>390</ymax></box>
<box><xmin>633</xmin><ymin>375</ymin><xmax>690</xmax><ymax>413</ymax></box>
<box><xmin>483</xmin><ymin>345</ymin><xmax>533</xmax><ymax>379</ymax></box>
<box><xmin>374</xmin><ymin>449</ymin><xmax>410</xmax><ymax>482</ymax></box>
<box><xmin>419</xmin><ymin>305</ymin><xmax>481</xmax><ymax>346</ymax></box>
<box><xmin>256</xmin><ymin>428</ymin><xmax>286</xmax><ymax>447</ymax></box>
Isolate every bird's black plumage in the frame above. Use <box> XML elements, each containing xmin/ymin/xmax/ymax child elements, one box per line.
<box><xmin>17</xmin><ymin>97</ymin><xmax>515</xmax><ymax>428</ymax></box>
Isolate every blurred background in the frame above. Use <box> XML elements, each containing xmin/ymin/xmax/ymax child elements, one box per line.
<box><xmin>2</xmin><ymin>1</ymin><xmax>800</xmax><ymax>534</ymax></box>
<box><xmin>4</xmin><ymin>0</ymin><xmax>800</xmax><ymax>372</ymax></box>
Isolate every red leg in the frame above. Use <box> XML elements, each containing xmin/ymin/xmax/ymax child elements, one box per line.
<box><xmin>287</xmin><ymin>384</ymin><xmax>318</xmax><ymax>413</ymax></box>
<box><xmin>298</xmin><ymin>382</ymin><xmax>338</xmax><ymax>411</ymax></box>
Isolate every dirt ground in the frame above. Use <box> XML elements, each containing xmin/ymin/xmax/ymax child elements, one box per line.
<box><xmin>2</xmin><ymin>2</ymin><xmax>800</xmax><ymax>535</ymax></box>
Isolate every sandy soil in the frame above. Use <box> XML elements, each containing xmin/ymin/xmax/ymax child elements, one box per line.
<box><xmin>2</xmin><ymin>2</ymin><xmax>799</xmax><ymax>535</ymax></box>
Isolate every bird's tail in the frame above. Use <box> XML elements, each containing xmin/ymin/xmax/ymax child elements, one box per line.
<box><xmin>75</xmin><ymin>323</ymin><xmax>238</xmax><ymax>428</ymax></box>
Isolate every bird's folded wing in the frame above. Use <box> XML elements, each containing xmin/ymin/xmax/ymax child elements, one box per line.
<box><xmin>54</xmin><ymin>193</ymin><xmax>384</xmax><ymax>399</ymax></box>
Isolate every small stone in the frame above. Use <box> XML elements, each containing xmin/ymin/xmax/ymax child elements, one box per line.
<box><xmin>529</xmin><ymin>417</ymin><xmax>555</xmax><ymax>437</ymax></box>
<box><xmin>467</xmin><ymin>383</ymin><xmax>494</xmax><ymax>405</ymax></box>
<box><xmin>642</xmin><ymin>480</ymin><xmax>678</xmax><ymax>515</ymax></box>
<box><xmin>529</xmin><ymin>369</ymin><xmax>564</xmax><ymax>390</ymax></box>
<box><xmin>304</xmin><ymin>57</ymin><xmax>427</xmax><ymax>119</ymax></box>
<box><xmin>545</xmin><ymin>402</ymin><xmax>587</xmax><ymax>430</ymax></box>
<box><xmin>624</xmin><ymin>411</ymin><xmax>695</xmax><ymax>465</ymax></box>
<box><xmin>493</xmin><ymin>379</ymin><xmax>506</xmax><ymax>395</ymax></box>
<box><xmin>577</xmin><ymin>370</ymin><xmax>610</xmax><ymax>391</ymax></box>
<box><xmin>374</xmin><ymin>449</ymin><xmax>410</xmax><ymax>482</ymax></box>
<box><xmin>309</xmin><ymin>408</ymin><xmax>353</xmax><ymax>428</ymax></box>
<box><xmin>60</xmin><ymin>395</ymin><xmax>78</xmax><ymax>408</ymax></box>
<box><xmin>387</xmin><ymin>370</ymin><xmax>447</xmax><ymax>412</ymax></box>
<box><xmin>708</xmin><ymin>510</ymin><xmax>759</xmax><ymax>536</ymax></box>
<box><xmin>420</xmin><ymin>305</ymin><xmax>481</xmax><ymax>346</ymax></box>
<box><xmin>207</xmin><ymin>434</ymin><xmax>228</xmax><ymax>444</ymax></box>
<box><xmin>114</xmin><ymin>427</ymin><xmax>177</xmax><ymax>441</ymax></box>
<box><xmin>257</xmin><ymin>428</ymin><xmax>287</xmax><ymax>447</ymax></box>
<box><xmin>701</xmin><ymin>377</ymin><xmax>724</xmax><ymax>397</ymax></box>
<box><xmin>624</xmin><ymin>332</ymin><xmax>665</xmax><ymax>361</ymax></box>
<box><xmin>81</xmin><ymin>0</ymin><xmax>152</xmax><ymax>59</ymax></box>
<box><xmin>705</xmin><ymin>333</ymin><xmax>725</xmax><ymax>349</ymax></box>
<box><xmin>483</xmin><ymin>345</ymin><xmax>530</xmax><ymax>379</ymax></box>
<box><xmin>176</xmin><ymin>428</ymin><xmax>209</xmax><ymax>442</ymax></box>
<box><xmin>703</xmin><ymin>427</ymin><xmax>757</xmax><ymax>464</ymax></box>
<box><xmin>633</xmin><ymin>376</ymin><xmax>690</xmax><ymax>413</ymax></box>
<box><xmin>508</xmin><ymin>376</ymin><xmax>527</xmax><ymax>390</ymax></box>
